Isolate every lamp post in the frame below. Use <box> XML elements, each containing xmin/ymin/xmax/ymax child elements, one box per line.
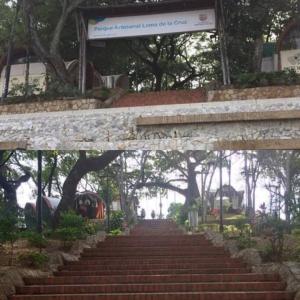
<box><xmin>37</xmin><ymin>151</ymin><xmax>43</xmax><ymax>233</ymax></box>
<box><xmin>105</xmin><ymin>166</ymin><xmax>111</xmax><ymax>233</ymax></box>
<box><xmin>199</xmin><ymin>162</ymin><xmax>213</xmax><ymax>224</ymax></box>
<box><xmin>159</xmin><ymin>192</ymin><xmax>163</xmax><ymax>219</ymax></box>
<box><xmin>219</xmin><ymin>151</ymin><xmax>224</xmax><ymax>233</ymax></box>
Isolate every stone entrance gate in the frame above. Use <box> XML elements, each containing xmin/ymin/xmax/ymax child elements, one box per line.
<box><xmin>0</xmin><ymin>96</ymin><xmax>300</xmax><ymax>151</ymax></box>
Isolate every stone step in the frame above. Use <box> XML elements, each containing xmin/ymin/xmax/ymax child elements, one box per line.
<box><xmin>90</xmin><ymin>246</ymin><xmax>217</xmax><ymax>252</ymax></box>
<box><xmin>17</xmin><ymin>282</ymin><xmax>286</xmax><ymax>295</ymax></box>
<box><xmin>81</xmin><ymin>249</ymin><xmax>227</xmax><ymax>257</ymax></box>
<box><xmin>10</xmin><ymin>291</ymin><xmax>295</xmax><ymax>300</ymax></box>
<box><xmin>59</xmin><ymin>262</ymin><xmax>245</xmax><ymax>271</ymax></box>
<box><xmin>11</xmin><ymin>220</ymin><xmax>292</xmax><ymax>300</ymax></box>
<box><xmin>65</xmin><ymin>257</ymin><xmax>242</xmax><ymax>266</ymax></box>
<box><xmin>54</xmin><ymin>268</ymin><xmax>249</xmax><ymax>276</ymax></box>
<box><xmin>24</xmin><ymin>273</ymin><xmax>281</xmax><ymax>285</ymax></box>
<box><xmin>54</xmin><ymin>267</ymin><xmax>250</xmax><ymax>277</ymax></box>
<box><xmin>99</xmin><ymin>240</ymin><xmax>211</xmax><ymax>247</ymax></box>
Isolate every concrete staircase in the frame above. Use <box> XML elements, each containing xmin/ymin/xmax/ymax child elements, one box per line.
<box><xmin>11</xmin><ymin>220</ymin><xmax>294</xmax><ymax>299</ymax></box>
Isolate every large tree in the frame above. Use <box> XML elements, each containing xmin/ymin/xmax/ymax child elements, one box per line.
<box><xmin>0</xmin><ymin>151</ymin><xmax>31</xmax><ymax>211</ymax></box>
<box><xmin>54</xmin><ymin>150</ymin><xmax>122</xmax><ymax>224</ymax></box>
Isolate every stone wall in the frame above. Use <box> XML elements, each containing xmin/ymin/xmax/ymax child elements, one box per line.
<box><xmin>1</xmin><ymin>97</ymin><xmax>300</xmax><ymax>150</ymax></box>
<box><xmin>208</xmin><ymin>85</ymin><xmax>300</xmax><ymax>102</ymax></box>
<box><xmin>1</xmin><ymin>85</ymin><xmax>300</xmax><ymax>116</ymax></box>
<box><xmin>0</xmin><ymin>98</ymin><xmax>102</xmax><ymax>115</ymax></box>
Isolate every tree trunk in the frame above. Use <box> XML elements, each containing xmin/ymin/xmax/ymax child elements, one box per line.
<box><xmin>252</xmin><ymin>36</ymin><xmax>264</xmax><ymax>73</ymax></box>
<box><xmin>186</xmin><ymin>163</ymin><xmax>200</xmax><ymax>207</ymax></box>
<box><xmin>54</xmin><ymin>151</ymin><xmax>123</xmax><ymax>226</ymax></box>
<box><xmin>285</xmin><ymin>151</ymin><xmax>292</xmax><ymax>226</ymax></box>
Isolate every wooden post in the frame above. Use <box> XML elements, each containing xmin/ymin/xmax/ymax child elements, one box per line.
<box><xmin>217</xmin><ymin>0</ymin><xmax>231</xmax><ymax>85</ymax></box>
<box><xmin>78</xmin><ymin>13</ymin><xmax>87</xmax><ymax>95</ymax></box>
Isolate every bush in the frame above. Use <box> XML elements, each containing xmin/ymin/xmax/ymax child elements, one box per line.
<box><xmin>55</xmin><ymin>211</ymin><xmax>87</xmax><ymax>248</ymax></box>
<box><xmin>84</xmin><ymin>220</ymin><xmax>99</xmax><ymax>235</ymax></box>
<box><xmin>223</xmin><ymin>222</ymin><xmax>256</xmax><ymax>250</ymax></box>
<box><xmin>18</xmin><ymin>251</ymin><xmax>49</xmax><ymax>269</ymax></box>
<box><xmin>167</xmin><ymin>203</ymin><xmax>183</xmax><ymax>224</ymax></box>
<box><xmin>233</xmin><ymin>70</ymin><xmax>300</xmax><ymax>89</ymax></box>
<box><xmin>259</xmin><ymin>217</ymin><xmax>289</xmax><ymax>262</ymax></box>
<box><xmin>109</xmin><ymin>229</ymin><xmax>122</xmax><ymax>236</ymax></box>
<box><xmin>109</xmin><ymin>211</ymin><xmax>125</xmax><ymax>231</ymax></box>
<box><xmin>59</xmin><ymin>210</ymin><xmax>85</xmax><ymax>229</ymax></box>
<box><xmin>198</xmin><ymin>223</ymin><xmax>219</xmax><ymax>233</ymax></box>
<box><xmin>0</xmin><ymin>208</ymin><xmax>20</xmax><ymax>265</ymax></box>
<box><xmin>25</xmin><ymin>232</ymin><xmax>48</xmax><ymax>251</ymax></box>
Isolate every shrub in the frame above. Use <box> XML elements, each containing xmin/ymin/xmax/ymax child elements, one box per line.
<box><xmin>288</xmin><ymin>228</ymin><xmax>300</xmax><ymax>262</ymax></box>
<box><xmin>84</xmin><ymin>220</ymin><xmax>98</xmax><ymax>235</ymax></box>
<box><xmin>18</xmin><ymin>251</ymin><xmax>49</xmax><ymax>269</ymax></box>
<box><xmin>25</xmin><ymin>232</ymin><xmax>48</xmax><ymax>251</ymax></box>
<box><xmin>0</xmin><ymin>208</ymin><xmax>20</xmax><ymax>265</ymax></box>
<box><xmin>59</xmin><ymin>210</ymin><xmax>85</xmax><ymax>229</ymax></box>
<box><xmin>8</xmin><ymin>79</ymin><xmax>43</xmax><ymax>97</ymax></box>
<box><xmin>55</xmin><ymin>211</ymin><xmax>86</xmax><ymax>249</ymax></box>
<box><xmin>198</xmin><ymin>223</ymin><xmax>219</xmax><ymax>233</ymax></box>
<box><xmin>109</xmin><ymin>229</ymin><xmax>122</xmax><ymax>236</ymax></box>
<box><xmin>167</xmin><ymin>203</ymin><xmax>183</xmax><ymax>224</ymax></box>
<box><xmin>259</xmin><ymin>217</ymin><xmax>289</xmax><ymax>262</ymax></box>
<box><xmin>109</xmin><ymin>211</ymin><xmax>125</xmax><ymax>231</ymax></box>
<box><xmin>223</xmin><ymin>222</ymin><xmax>256</xmax><ymax>250</ymax></box>
<box><xmin>140</xmin><ymin>209</ymin><xmax>146</xmax><ymax>220</ymax></box>
<box><xmin>233</xmin><ymin>69</ymin><xmax>300</xmax><ymax>89</ymax></box>
<box><xmin>151</xmin><ymin>210</ymin><xmax>156</xmax><ymax>220</ymax></box>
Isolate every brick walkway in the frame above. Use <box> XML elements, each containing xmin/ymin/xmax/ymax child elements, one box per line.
<box><xmin>11</xmin><ymin>220</ymin><xmax>294</xmax><ymax>299</ymax></box>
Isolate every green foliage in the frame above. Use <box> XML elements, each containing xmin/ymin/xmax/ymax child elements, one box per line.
<box><xmin>151</xmin><ymin>210</ymin><xmax>156</xmax><ymax>219</ymax></box>
<box><xmin>84</xmin><ymin>220</ymin><xmax>100</xmax><ymax>235</ymax></box>
<box><xmin>0</xmin><ymin>209</ymin><xmax>20</xmax><ymax>246</ymax></box>
<box><xmin>8</xmin><ymin>79</ymin><xmax>43</xmax><ymax>98</ymax></box>
<box><xmin>223</xmin><ymin>222</ymin><xmax>256</xmax><ymax>250</ymax></box>
<box><xmin>108</xmin><ymin>229</ymin><xmax>122</xmax><ymax>236</ymax></box>
<box><xmin>198</xmin><ymin>223</ymin><xmax>219</xmax><ymax>233</ymax></box>
<box><xmin>167</xmin><ymin>203</ymin><xmax>184</xmax><ymax>224</ymax></box>
<box><xmin>18</xmin><ymin>251</ymin><xmax>49</xmax><ymax>269</ymax></box>
<box><xmin>109</xmin><ymin>211</ymin><xmax>125</xmax><ymax>231</ymax></box>
<box><xmin>86</xmin><ymin>87</ymin><xmax>111</xmax><ymax>100</ymax></box>
<box><xmin>24</xmin><ymin>232</ymin><xmax>48</xmax><ymax>251</ymax></box>
<box><xmin>233</xmin><ymin>70</ymin><xmax>300</xmax><ymax>89</ymax></box>
<box><xmin>184</xmin><ymin>219</ymin><xmax>191</xmax><ymax>232</ymax></box>
<box><xmin>140</xmin><ymin>209</ymin><xmax>146</xmax><ymax>220</ymax></box>
<box><xmin>55</xmin><ymin>211</ymin><xmax>87</xmax><ymax>248</ymax></box>
<box><xmin>59</xmin><ymin>210</ymin><xmax>85</xmax><ymax>229</ymax></box>
<box><xmin>288</xmin><ymin>228</ymin><xmax>300</xmax><ymax>262</ymax></box>
<box><xmin>43</xmin><ymin>79</ymin><xmax>81</xmax><ymax>99</ymax></box>
<box><xmin>258</xmin><ymin>217</ymin><xmax>290</xmax><ymax>262</ymax></box>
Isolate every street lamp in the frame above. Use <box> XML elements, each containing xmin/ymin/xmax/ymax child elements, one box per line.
<box><xmin>37</xmin><ymin>151</ymin><xmax>43</xmax><ymax>233</ymax></box>
<box><xmin>219</xmin><ymin>151</ymin><xmax>224</xmax><ymax>233</ymax></box>
<box><xmin>199</xmin><ymin>161</ymin><xmax>214</xmax><ymax>224</ymax></box>
<box><xmin>105</xmin><ymin>165</ymin><xmax>111</xmax><ymax>233</ymax></box>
